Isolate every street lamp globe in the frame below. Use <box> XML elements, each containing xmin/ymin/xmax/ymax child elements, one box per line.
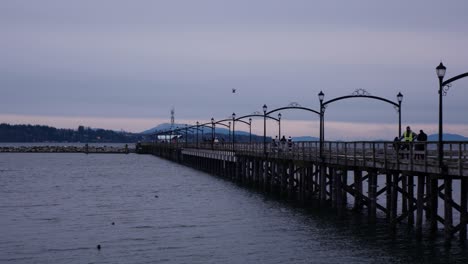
<box><xmin>278</xmin><ymin>113</ymin><xmax>282</xmax><ymax>119</ymax></box>
<box><xmin>436</xmin><ymin>62</ymin><xmax>446</xmax><ymax>78</ymax></box>
<box><xmin>318</xmin><ymin>91</ymin><xmax>325</xmax><ymax>102</ymax></box>
<box><xmin>232</xmin><ymin>113</ymin><xmax>236</xmax><ymax>119</ymax></box>
<box><xmin>397</xmin><ymin>92</ymin><xmax>403</xmax><ymax>103</ymax></box>
<box><xmin>249</xmin><ymin>118</ymin><xmax>252</xmax><ymax>123</ymax></box>
<box><xmin>263</xmin><ymin>104</ymin><xmax>267</xmax><ymax>113</ymax></box>
<box><xmin>211</xmin><ymin>118</ymin><xmax>214</xmax><ymax>124</ymax></box>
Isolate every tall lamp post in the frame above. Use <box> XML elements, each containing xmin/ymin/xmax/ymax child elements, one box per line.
<box><xmin>397</xmin><ymin>92</ymin><xmax>403</xmax><ymax>137</ymax></box>
<box><xmin>232</xmin><ymin>113</ymin><xmax>236</xmax><ymax>151</ymax></box>
<box><xmin>436</xmin><ymin>62</ymin><xmax>447</xmax><ymax>169</ymax></box>
<box><xmin>211</xmin><ymin>118</ymin><xmax>215</xmax><ymax>150</ymax></box>
<box><xmin>196</xmin><ymin>121</ymin><xmax>199</xmax><ymax>149</ymax></box>
<box><xmin>435</xmin><ymin>62</ymin><xmax>468</xmax><ymax>169</ymax></box>
<box><xmin>228</xmin><ymin>121</ymin><xmax>231</xmax><ymax>143</ymax></box>
<box><xmin>318</xmin><ymin>91</ymin><xmax>324</xmax><ymax>159</ymax></box>
<box><xmin>185</xmin><ymin>125</ymin><xmax>188</xmax><ymax>147</ymax></box>
<box><xmin>249</xmin><ymin>118</ymin><xmax>252</xmax><ymax>143</ymax></box>
<box><xmin>278</xmin><ymin>113</ymin><xmax>282</xmax><ymax>139</ymax></box>
<box><xmin>263</xmin><ymin>104</ymin><xmax>267</xmax><ymax>155</ymax></box>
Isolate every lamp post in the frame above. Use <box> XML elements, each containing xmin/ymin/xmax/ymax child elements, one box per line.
<box><xmin>397</xmin><ymin>92</ymin><xmax>403</xmax><ymax>137</ymax></box>
<box><xmin>318</xmin><ymin>91</ymin><xmax>324</xmax><ymax>159</ymax></box>
<box><xmin>228</xmin><ymin>121</ymin><xmax>231</xmax><ymax>143</ymax></box>
<box><xmin>263</xmin><ymin>104</ymin><xmax>267</xmax><ymax>155</ymax></box>
<box><xmin>196</xmin><ymin>121</ymin><xmax>199</xmax><ymax>149</ymax></box>
<box><xmin>436</xmin><ymin>62</ymin><xmax>446</xmax><ymax>169</ymax></box>
<box><xmin>435</xmin><ymin>62</ymin><xmax>468</xmax><ymax>170</ymax></box>
<box><xmin>201</xmin><ymin>125</ymin><xmax>204</xmax><ymax>146</ymax></box>
<box><xmin>249</xmin><ymin>118</ymin><xmax>252</xmax><ymax>144</ymax></box>
<box><xmin>185</xmin><ymin>124</ymin><xmax>188</xmax><ymax>147</ymax></box>
<box><xmin>278</xmin><ymin>112</ymin><xmax>282</xmax><ymax>139</ymax></box>
<box><xmin>232</xmin><ymin>113</ymin><xmax>236</xmax><ymax>151</ymax></box>
<box><xmin>211</xmin><ymin>118</ymin><xmax>215</xmax><ymax>150</ymax></box>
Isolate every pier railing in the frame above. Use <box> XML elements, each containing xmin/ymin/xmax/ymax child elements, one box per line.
<box><xmin>139</xmin><ymin>141</ymin><xmax>468</xmax><ymax>177</ymax></box>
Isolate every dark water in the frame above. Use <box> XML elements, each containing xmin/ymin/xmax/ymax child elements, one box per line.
<box><xmin>1</xmin><ymin>153</ymin><xmax>468</xmax><ymax>264</ymax></box>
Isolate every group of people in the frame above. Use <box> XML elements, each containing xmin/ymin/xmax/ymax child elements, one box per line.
<box><xmin>394</xmin><ymin>126</ymin><xmax>427</xmax><ymax>159</ymax></box>
<box><xmin>272</xmin><ymin>135</ymin><xmax>293</xmax><ymax>152</ymax></box>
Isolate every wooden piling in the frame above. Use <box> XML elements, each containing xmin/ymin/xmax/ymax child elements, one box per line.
<box><xmin>391</xmin><ymin>173</ymin><xmax>399</xmax><ymax>228</ymax></box>
<box><xmin>368</xmin><ymin>171</ymin><xmax>377</xmax><ymax>221</ymax></box>
<box><xmin>354</xmin><ymin>170</ymin><xmax>363</xmax><ymax>211</ymax></box>
<box><xmin>444</xmin><ymin>175</ymin><xmax>453</xmax><ymax>240</ymax></box>
<box><xmin>461</xmin><ymin>178</ymin><xmax>467</xmax><ymax>241</ymax></box>
<box><xmin>320</xmin><ymin>165</ymin><xmax>327</xmax><ymax>203</ymax></box>
<box><xmin>430</xmin><ymin>178</ymin><xmax>439</xmax><ymax>232</ymax></box>
<box><xmin>402</xmin><ymin>175</ymin><xmax>408</xmax><ymax>215</ymax></box>
<box><xmin>416</xmin><ymin>175</ymin><xmax>425</xmax><ymax>235</ymax></box>
<box><xmin>336</xmin><ymin>169</ymin><xmax>344</xmax><ymax>216</ymax></box>
<box><xmin>408</xmin><ymin>175</ymin><xmax>415</xmax><ymax>226</ymax></box>
<box><xmin>288</xmin><ymin>161</ymin><xmax>295</xmax><ymax>200</ymax></box>
<box><xmin>386</xmin><ymin>173</ymin><xmax>392</xmax><ymax>220</ymax></box>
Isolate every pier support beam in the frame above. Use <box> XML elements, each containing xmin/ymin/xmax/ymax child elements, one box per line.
<box><xmin>461</xmin><ymin>178</ymin><xmax>467</xmax><ymax>241</ymax></box>
<box><xmin>402</xmin><ymin>175</ymin><xmax>408</xmax><ymax>215</ymax></box>
<box><xmin>336</xmin><ymin>169</ymin><xmax>344</xmax><ymax>217</ymax></box>
<box><xmin>416</xmin><ymin>175</ymin><xmax>425</xmax><ymax>235</ymax></box>
<box><xmin>444</xmin><ymin>175</ymin><xmax>453</xmax><ymax>241</ymax></box>
<box><xmin>430</xmin><ymin>177</ymin><xmax>439</xmax><ymax>233</ymax></box>
<box><xmin>408</xmin><ymin>175</ymin><xmax>415</xmax><ymax>226</ymax></box>
<box><xmin>391</xmin><ymin>173</ymin><xmax>399</xmax><ymax>229</ymax></box>
<box><xmin>368</xmin><ymin>171</ymin><xmax>377</xmax><ymax>222</ymax></box>
<box><xmin>288</xmin><ymin>162</ymin><xmax>295</xmax><ymax>200</ymax></box>
<box><xmin>354</xmin><ymin>170</ymin><xmax>363</xmax><ymax>211</ymax></box>
<box><xmin>320</xmin><ymin>165</ymin><xmax>327</xmax><ymax>203</ymax></box>
<box><xmin>386</xmin><ymin>173</ymin><xmax>392</xmax><ymax>220</ymax></box>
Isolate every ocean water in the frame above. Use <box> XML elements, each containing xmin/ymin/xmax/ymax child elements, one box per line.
<box><xmin>1</xmin><ymin>153</ymin><xmax>468</xmax><ymax>264</ymax></box>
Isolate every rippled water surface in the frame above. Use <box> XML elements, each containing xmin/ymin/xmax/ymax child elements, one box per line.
<box><xmin>1</xmin><ymin>153</ymin><xmax>468</xmax><ymax>263</ymax></box>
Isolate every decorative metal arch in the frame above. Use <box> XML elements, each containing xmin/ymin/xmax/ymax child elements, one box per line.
<box><xmin>266</xmin><ymin>106</ymin><xmax>321</xmax><ymax>116</ymax></box>
<box><xmin>441</xmin><ymin>72</ymin><xmax>468</xmax><ymax>96</ymax></box>
<box><xmin>322</xmin><ymin>89</ymin><xmax>399</xmax><ymax>109</ymax></box>
<box><xmin>213</xmin><ymin>118</ymin><xmax>232</xmax><ymax>128</ymax></box>
<box><xmin>319</xmin><ymin>90</ymin><xmax>402</xmax><ymax>144</ymax></box>
<box><xmin>235</xmin><ymin>114</ymin><xmax>279</xmax><ymax>122</ymax></box>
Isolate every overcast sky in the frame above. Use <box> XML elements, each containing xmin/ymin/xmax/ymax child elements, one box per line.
<box><xmin>1</xmin><ymin>0</ymin><xmax>467</xmax><ymax>139</ymax></box>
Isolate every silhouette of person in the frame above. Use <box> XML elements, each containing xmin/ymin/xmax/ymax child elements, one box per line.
<box><xmin>400</xmin><ymin>126</ymin><xmax>417</xmax><ymax>158</ymax></box>
<box><xmin>415</xmin><ymin>129</ymin><xmax>427</xmax><ymax>159</ymax></box>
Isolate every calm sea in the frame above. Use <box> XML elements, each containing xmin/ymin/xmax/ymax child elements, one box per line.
<box><xmin>1</xmin><ymin>152</ymin><xmax>468</xmax><ymax>263</ymax></box>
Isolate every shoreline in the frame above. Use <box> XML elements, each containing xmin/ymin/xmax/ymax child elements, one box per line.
<box><xmin>0</xmin><ymin>144</ymin><xmax>133</xmax><ymax>154</ymax></box>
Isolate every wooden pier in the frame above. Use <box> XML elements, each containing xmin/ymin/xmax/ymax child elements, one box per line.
<box><xmin>137</xmin><ymin>141</ymin><xmax>468</xmax><ymax>241</ymax></box>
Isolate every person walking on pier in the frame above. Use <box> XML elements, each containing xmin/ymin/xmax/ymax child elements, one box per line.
<box><xmin>280</xmin><ymin>136</ymin><xmax>287</xmax><ymax>152</ymax></box>
<box><xmin>272</xmin><ymin>136</ymin><xmax>278</xmax><ymax>152</ymax></box>
<box><xmin>400</xmin><ymin>126</ymin><xmax>417</xmax><ymax>158</ymax></box>
<box><xmin>415</xmin><ymin>129</ymin><xmax>427</xmax><ymax>160</ymax></box>
<box><xmin>287</xmin><ymin>136</ymin><xmax>293</xmax><ymax>152</ymax></box>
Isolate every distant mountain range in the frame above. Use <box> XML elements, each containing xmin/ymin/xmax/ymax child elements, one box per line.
<box><xmin>428</xmin><ymin>133</ymin><xmax>468</xmax><ymax>141</ymax></box>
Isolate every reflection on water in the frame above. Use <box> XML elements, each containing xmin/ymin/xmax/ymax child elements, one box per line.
<box><xmin>1</xmin><ymin>153</ymin><xmax>467</xmax><ymax>264</ymax></box>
